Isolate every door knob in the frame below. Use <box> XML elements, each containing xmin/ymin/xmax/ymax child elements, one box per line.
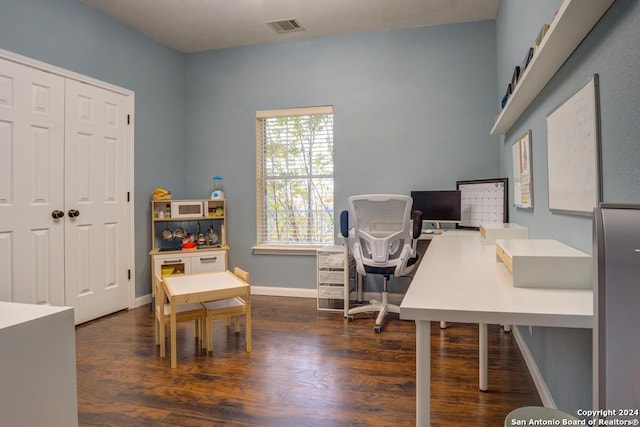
<box><xmin>51</xmin><ymin>210</ymin><xmax>65</xmax><ymax>219</ymax></box>
<box><xmin>68</xmin><ymin>209</ymin><xmax>80</xmax><ymax>218</ymax></box>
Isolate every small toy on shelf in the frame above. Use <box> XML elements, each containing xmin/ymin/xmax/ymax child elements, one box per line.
<box><xmin>152</xmin><ymin>188</ymin><xmax>171</xmax><ymax>200</ymax></box>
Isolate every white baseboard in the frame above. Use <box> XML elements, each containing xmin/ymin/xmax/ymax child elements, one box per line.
<box><xmin>251</xmin><ymin>286</ymin><xmax>316</xmax><ymax>298</ymax></box>
<box><xmin>513</xmin><ymin>325</ymin><xmax>556</xmax><ymax>408</ymax></box>
<box><xmin>134</xmin><ymin>294</ymin><xmax>152</xmax><ymax>308</ymax></box>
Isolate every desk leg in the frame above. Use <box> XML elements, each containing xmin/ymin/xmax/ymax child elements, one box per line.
<box><xmin>479</xmin><ymin>322</ymin><xmax>488</xmax><ymax>391</ymax></box>
<box><xmin>170</xmin><ymin>301</ymin><xmax>177</xmax><ymax>369</ymax></box>
<box><xmin>416</xmin><ymin>320</ymin><xmax>430</xmax><ymax>427</ymax></box>
<box><xmin>246</xmin><ymin>292</ymin><xmax>252</xmax><ymax>352</ymax></box>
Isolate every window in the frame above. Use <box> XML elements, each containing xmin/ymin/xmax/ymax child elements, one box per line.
<box><xmin>256</xmin><ymin>106</ymin><xmax>334</xmax><ymax>252</ymax></box>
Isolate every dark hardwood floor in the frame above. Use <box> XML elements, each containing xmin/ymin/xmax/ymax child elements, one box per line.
<box><xmin>75</xmin><ymin>295</ymin><xmax>541</xmax><ymax>426</ymax></box>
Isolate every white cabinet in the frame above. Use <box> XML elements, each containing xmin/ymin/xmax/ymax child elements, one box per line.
<box><xmin>153</xmin><ymin>250</ymin><xmax>226</xmax><ymax>276</ymax></box>
<box><xmin>317</xmin><ymin>245</ymin><xmax>356</xmax><ymax>316</ymax></box>
<box><xmin>0</xmin><ymin>302</ymin><xmax>78</xmax><ymax>426</ymax></box>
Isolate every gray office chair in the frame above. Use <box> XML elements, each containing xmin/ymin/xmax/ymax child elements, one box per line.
<box><xmin>341</xmin><ymin>194</ymin><xmax>422</xmax><ymax>332</ymax></box>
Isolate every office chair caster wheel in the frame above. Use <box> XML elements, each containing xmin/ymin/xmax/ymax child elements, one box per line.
<box><xmin>347</xmin><ymin>315</ymin><xmax>354</xmax><ymax>322</ymax></box>
<box><xmin>374</xmin><ymin>325</ymin><xmax>382</xmax><ymax>333</ymax></box>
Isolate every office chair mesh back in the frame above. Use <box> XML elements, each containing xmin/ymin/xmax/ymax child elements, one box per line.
<box><xmin>344</xmin><ymin>194</ymin><xmax>420</xmax><ymax>332</ymax></box>
<box><xmin>349</xmin><ymin>195</ymin><xmax>414</xmax><ymax>275</ymax></box>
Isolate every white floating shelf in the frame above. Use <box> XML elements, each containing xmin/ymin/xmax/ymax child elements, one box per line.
<box><xmin>490</xmin><ymin>0</ymin><xmax>615</xmax><ymax>136</ymax></box>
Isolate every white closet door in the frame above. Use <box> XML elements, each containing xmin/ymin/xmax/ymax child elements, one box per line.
<box><xmin>0</xmin><ymin>58</ymin><xmax>66</xmax><ymax>306</ymax></box>
<box><xmin>64</xmin><ymin>79</ymin><xmax>130</xmax><ymax>324</ymax></box>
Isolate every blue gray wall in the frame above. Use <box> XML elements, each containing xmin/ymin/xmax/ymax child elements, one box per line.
<box><xmin>0</xmin><ymin>1</ymin><xmax>498</xmax><ymax>295</ymax></box>
<box><xmin>182</xmin><ymin>22</ymin><xmax>499</xmax><ymax>289</ymax></box>
<box><xmin>0</xmin><ymin>0</ymin><xmax>185</xmax><ymax>298</ymax></box>
<box><xmin>496</xmin><ymin>0</ymin><xmax>640</xmax><ymax>414</ymax></box>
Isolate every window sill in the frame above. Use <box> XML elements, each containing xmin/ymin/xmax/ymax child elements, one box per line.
<box><xmin>252</xmin><ymin>245</ymin><xmax>328</xmax><ymax>255</ymax></box>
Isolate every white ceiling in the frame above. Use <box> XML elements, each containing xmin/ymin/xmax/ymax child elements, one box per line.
<box><xmin>80</xmin><ymin>0</ymin><xmax>500</xmax><ymax>53</ymax></box>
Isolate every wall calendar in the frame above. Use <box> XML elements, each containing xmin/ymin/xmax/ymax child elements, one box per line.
<box><xmin>456</xmin><ymin>178</ymin><xmax>508</xmax><ymax>229</ymax></box>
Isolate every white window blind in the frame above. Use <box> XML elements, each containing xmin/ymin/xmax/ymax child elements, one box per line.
<box><xmin>256</xmin><ymin>106</ymin><xmax>334</xmax><ymax>247</ymax></box>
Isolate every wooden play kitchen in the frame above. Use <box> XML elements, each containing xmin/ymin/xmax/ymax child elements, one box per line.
<box><xmin>150</xmin><ymin>198</ymin><xmax>229</xmax><ymax>287</ymax></box>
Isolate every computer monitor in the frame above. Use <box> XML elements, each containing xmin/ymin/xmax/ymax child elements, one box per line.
<box><xmin>410</xmin><ymin>190</ymin><xmax>461</xmax><ymax>229</ymax></box>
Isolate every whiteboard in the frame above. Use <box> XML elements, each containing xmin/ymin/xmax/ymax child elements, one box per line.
<box><xmin>546</xmin><ymin>75</ymin><xmax>601</xmax><ymax>214</ymax></box>
<box><xmin>456</xmin><ymin>178</ymin><xmax>507</xmax><ymax>229</ymax></box>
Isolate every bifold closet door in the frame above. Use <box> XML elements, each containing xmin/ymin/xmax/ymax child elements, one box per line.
<box><xmin>0</xmin><ymin>56</ymin><xmax>131</xmax><ymax>324</ymax></box>
<box><xmin>64</xmin><ymin>79</ymin><xmax>130</xmax><ymax>324</ymax></box>
<box><xmin>0</xmin><ymin>58</ymin><xmax>66</xmax><ymax>306</ymax></box>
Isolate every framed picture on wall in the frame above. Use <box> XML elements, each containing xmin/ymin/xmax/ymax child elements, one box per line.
<box><xmin>512</xmin><ymin>130</ymin><xmax>533</xmax><ymax>209</ymax></box>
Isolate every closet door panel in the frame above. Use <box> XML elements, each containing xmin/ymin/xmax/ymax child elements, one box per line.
<box><xmin>64</xmin><ymin>79</ymin><xmax>130</xmax><ymax>324</ymax></box>
<box><xmin>0</xmin><ymin>58</ymin><xmax>65</xmax><ymax>305</ymax></box>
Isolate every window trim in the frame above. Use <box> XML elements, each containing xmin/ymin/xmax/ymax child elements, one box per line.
<box><xmin>255</xmin><ymin>105</ymin><xmax>334</xmax><ymax>253</ymax></box>
<box><xmin>256</xmin><ymin>105</ymin><xmax>333</xmax><ymax>119</ymax></box>
<box><xmin>251</xmin><ymin>244</ymin><xmax>321</xmax><ymax>256</ymax></box>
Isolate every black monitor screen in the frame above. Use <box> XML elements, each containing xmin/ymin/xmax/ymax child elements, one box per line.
<box><xmin>411</xmin><ymin>190</ymin><xmax>462</xmax><ymax>223</ymax></box>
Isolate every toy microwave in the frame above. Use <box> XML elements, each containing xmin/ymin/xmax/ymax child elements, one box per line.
<box><xmin>170</xmin><ymin>200</ymin><xmax>205</xmax><ymax>218</ymax></box>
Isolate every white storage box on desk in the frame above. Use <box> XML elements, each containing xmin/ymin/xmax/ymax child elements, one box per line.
<box><xmin>479</xmin><ymin>222</ymin><xmax>528</xmax><ymax>244</ymax></box>
<box><xmin>495</xmin><ymin>239</ymin><xmax>591</xmax><ymax>289</ymax></box>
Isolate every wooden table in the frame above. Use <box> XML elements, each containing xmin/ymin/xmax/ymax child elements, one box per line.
<box><xmin>162</xmin><ymin>271</ymin><xmax>251</xmax><ymax>368</ymax></box>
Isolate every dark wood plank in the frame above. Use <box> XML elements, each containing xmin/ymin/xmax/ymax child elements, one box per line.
<box><xmin>75</xmin><ymin>296</ymin><xmax>541</xmax><ymax>426</ymax></box>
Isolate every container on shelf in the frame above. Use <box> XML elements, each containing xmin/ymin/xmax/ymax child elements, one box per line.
<box><xmin>211</xmin><ymin>176</ymin><xmax>224</xmax><ymax>200</ymax></box>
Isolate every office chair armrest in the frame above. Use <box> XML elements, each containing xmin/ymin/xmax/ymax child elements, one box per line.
<box><xmin>412</xmin><ymin>210</ymin><xmax>423</xmax><ymax>239</ymax></box>
<box><xmin>351</xmin><ymin>241</ymin><xmax>367</xmax><ymax>276</ymax></box>
<box><xmin>340</xmin><ymin>210</ymin><xmax>349</xmax><ymax>238</ymax></box>
<box><xmin>395</xmin><ymin>243</ymin><xmax>418</xmax><ymax>277</ymax></box>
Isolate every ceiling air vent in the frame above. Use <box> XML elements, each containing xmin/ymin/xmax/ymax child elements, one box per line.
<box><xmin>266</xmin><ymin>19</ymin><xmax>304</xmax><ymax>34</ymax></box>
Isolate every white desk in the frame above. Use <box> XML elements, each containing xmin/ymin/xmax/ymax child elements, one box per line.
<box><xmin>400</xmin><ymin>231</ymin><xmax>593</xmax><ymax>427</ymax></box>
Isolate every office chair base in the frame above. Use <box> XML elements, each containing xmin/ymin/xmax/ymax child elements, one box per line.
<box><xmin>347</xmin><ymin>297</ymin><xmax>401</xmax><ymax>333</ymax></box>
